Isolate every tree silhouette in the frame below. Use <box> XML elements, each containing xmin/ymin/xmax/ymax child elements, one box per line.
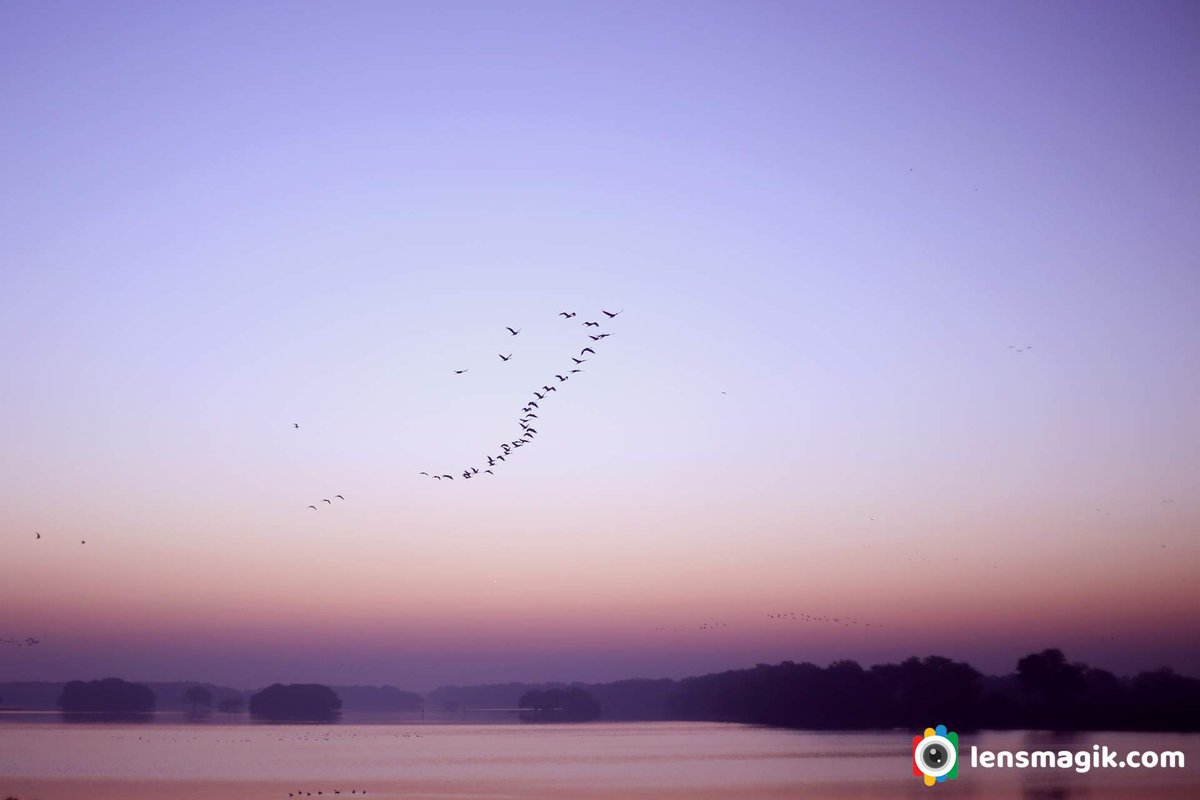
<box><xmin>249</xmin><ymin>684</ymin><xmax>341</xmax><ymax>721</ymax></box>
<box><xmin>57</xmin><ymin>678</ymin><xmax>155</xmax><ymax>715</ymax></box>
<box><xmin>519</xmin><ymin>687</ymin><xmax>601</xmax><ymax>722</ymax></box>
<box><xmin>183</xmin><ymin>686</ymin><xmax>213</xmax><ymax>715</ymax></box>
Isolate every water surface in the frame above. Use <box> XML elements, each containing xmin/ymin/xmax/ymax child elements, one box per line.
<box><xmin>1</xmin><ymin>718</ymin><xmax>1195</xmax><ymax>799</ymax></box>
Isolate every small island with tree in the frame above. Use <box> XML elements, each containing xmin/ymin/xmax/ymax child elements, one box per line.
<box><xmin>57</xmin><ymin>678</ymin><xmax>155</xmax><ymax>718</ymax></box>
<box><xmin>518</xmin><ymin>687</ymin><xmax>601</xmax><ymax>723</ymax></box>
<box><xmin>249</xmin><ymin>683</ymin><xmax>342</xmax><ymax>721</ymax></box>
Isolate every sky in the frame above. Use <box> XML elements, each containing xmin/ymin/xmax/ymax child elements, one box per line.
<box><xmin>1</xmin><ymin>0</ymin><xmax>1198</xmax><ymax>692</ymax></box>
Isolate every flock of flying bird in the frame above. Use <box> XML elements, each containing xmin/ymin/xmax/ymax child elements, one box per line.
<box><xmin>0</xmin><ymin>636</ymin><xmax>41</xmax><ymax>648</ymax></box>
<box><xmin>307</xmin><ymin>494</ymin><xmax>346</xmax><ymax>511</ymax></box>
<box><xmin>418</xmin><ymin>308</ymin><xmax>624</xmax><ymax>482</ymax></box>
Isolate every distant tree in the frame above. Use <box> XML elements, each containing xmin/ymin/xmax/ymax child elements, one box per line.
<box><xmin>183</xmin><ymin>686</ymin><xmax>214</xmax><ymax>715</ymax></box>
<box><xmin>249</xmin><ymin>684</ymin><xmax>342</xmax><ymax>721</ymax></box>
<box><xmin>1017</xmin><ymin>648</ymin><xmax>1086</xmax><ymax>727</ymax></box>
<box><xmin>217</xmin><ymin>696</ymin><xmax>245</xmax><ymax>713</ymax></box>
<box><xmin>57</xmin><ymin>678</ymin><xmax>155</xmax><ymax>714</ymax></box>
<box><xmin>519</xmin><ymin>687</ymin><xmax>601</xmax><ymax>722</ymax></box>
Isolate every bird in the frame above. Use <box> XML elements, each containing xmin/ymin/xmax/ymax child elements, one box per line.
<box><xmin>35</xmin><ymin>532</ymin><xmax>40</xmax><ymax>540</ymax></box>
<box><xmin>322</xmin><ymin>499</ymin><xmax>332</xmax><ymax>504</ymax></box>
<box><xmin>419</xmin><ymin>472</ymin><xmax>429</xmax><ymax>476</ymax></box>
<box><xmin>556</xmin><ymin>375</ymin><xmax>568</xmax><ymax>382</ymax></box>
<box><xmin>527</xmin><ymin>400</ymin><xmax>539</xmax><ymax>409</ymax></box>
<box><xmin>335</xmin><ymin>495</ymin><xmax>344</xmax><ymax>500</ymax></box>
<box><xmin>499</xmin><ymin>353</ymin><xmax>512</xmax><ymax>361</ymax></box>
<box><xmin>433</xmin><ymin>475</ymin><xmax>442</xmax><ymax>480</ymax></box>
<box><xmin>454</xmin><ymin>369</ymin><xmax>469</xmax><ymax>374</ymax></box>
<box><xmin>487</xmin><ymin>456</ymin><xmax>495</xmax><ymax>466</ymax></box>
<box><xmin>293</xmin><ymin>423</ymin><xmax>300</xmax><ymax>429</ymax></box>
<box><xmin>81</xmin><ymin>540</ymin><xmax>86</xmax><ymax>544</ymax></box>
<box><xmin>534</xmin><ymin>391</ymin><xmax>545</xmax><ymax>400</ymax></box>
<box><xmin>601</xmin><ymin>309</ymin><xmax>623</xmax><ymax>318</ymax></box>
<box><xmin>559</xmin><ymin>312</ymin><xmax>576</xmax><ymax>318</ymax></box>
<box><xmin>580</xmin><ymin>347</ymin><xmax>595</xmax><ymax>355</ymax></box>
<box><xmin>443</xmin><ymin>475</ymin><xmax>454</xmax><ymax>480</ymax></box>
<box><xmin>572</xmin><ymin>357</ymin><xmax>588</xmax><ymax>364</ymax></box>
<box><xmin>589</xmin><ymin>334</ymin><xmax>604</xmax><ymax>340</ymax></box>
<box><xmin>485</xmin><ymin>469</ymin><xmax>494</xmax><ymax>475</ymax></box>
<box><xmin>308</xmin><ymin>505</ymin><xmax>317</xmax><ymax>510</ymax></box>
<box><xmin>570</xmin><ymin>369</ymin><xmax>582</xmax><ymax>373</ymax></box>
<box><xmin>505</xmin><ymin>327</ymin><xmax>521</xmax><ymax>335</ymax></box>
<box><xmin>593</xmin><ymin>333</ymin><xmax>612</xmax><ymax>339</ymax></box>
<box><xmin>583</xmin><ymin>321</ymin><xmax>600</xmax><ymax>327</ymax></box>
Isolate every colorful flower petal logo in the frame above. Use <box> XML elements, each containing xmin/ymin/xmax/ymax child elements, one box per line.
<box><xmin>913</xmin><ymin>724</ymin><xmax>959</xmax><ymax>786</ymax></box>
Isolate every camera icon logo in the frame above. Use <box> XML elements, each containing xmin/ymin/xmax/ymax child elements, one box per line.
<box><xmin>912</xmin><ymin>724</ymin><xmax>958</xmax><ymax>786</ymax></box>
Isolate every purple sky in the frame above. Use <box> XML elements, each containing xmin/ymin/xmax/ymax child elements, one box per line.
<box><xmin>1</xmin><ymin>1</ymin><xmax>1198</xmax><ymax>691</ymax></box>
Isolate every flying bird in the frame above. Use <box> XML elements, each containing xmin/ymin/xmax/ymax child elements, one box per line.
<box><xmin>419</xmin><ymin>472</ymin><xmax>429</xmax><ymax>476</ymax></box>
<box><xmin>528</xmin><ymin>400</ymin><xmax>539</xmax><ymax>408</ymax></box>
<box><xmin>555</xmin><ymin>375</ymin><xmax>568</xmax><ymax>382</ymax></box>
<box><xmin>335</xmin><ymin>495</ymin><xmax>344</xmax><ymax>500</ymax></box>
<box><xmin>589</xmin><ymin>334</ymin><xmax>604</xmax><ymax>340</ymax></box>
<box><xmin>534</xmin><ymin>391</ymin><xmax>545</xmax><ymax>400</ymax></box>
<box><xmin>594</xmin><ymin>333</ymin><xmax>612</xmax><ymax>339</ymax></box>
<box><xmin>580</xmin><ymin>347</ymin><xmax>594</xmax><ymax>355</ymax></box>
<box><xmin>35</xmin><ymin>532</ymin><xmax>40</xmax><ymax>540</ymax></box>
<box><xmin>601</xmin><ymin>309</ymin><xmax>623</xmax><ymax>318</ymax></box>
<box><xmin>583</xmin><ymin>321</ymin><xmax>600</xmax><ymax>327</ymax></box>
<box><xmin>499</xmin><ymin>353</ymin><xmax>512</xmax><ymax>361</ymax></box>
<box><xmin>570</xmin><ymin>369</ymin><xmax>582</xmax><ymax>373</ymax></box>
<box><xmin>485</xmin><ymin>469</ymin><xmax>494</xmax><ymax>475</ymax></box>
<box><xmin>572</xmin><ymin>358</ymin><xmax>588</xmax><ymax>364</ymax></box>
<box><xmin>558</xmin><ymin>312</ymin><xmax>576</xmax><ymax>318</ymax></box>
<box><xmin>308</xmin><ymin>505</ymin><xmax>318</xmax><ymax>510</ymax></box>
<box><xmin>454</xmin><ymin>369</ymin><xmax>469</xmax><ymax>374</ymax></box>
<box><xmin>293</xmin><ymin>423</ymin><xmax>299</xmax><ymax>429</ymax></box>
<box><xmin>323</xmin><ymin>499</ymin><xmax>332</xmax><ymax>504</ymax></box>
<box><xmin>505</xmin><ymin>327</ymin><xmax>521</xmax><ymax>336</ymax></box>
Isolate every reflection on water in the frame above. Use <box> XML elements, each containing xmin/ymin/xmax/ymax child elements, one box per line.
<box><xmin>0</xmin><ymin>719</ymin><xmax>1195</xmax><ymax>799</ymax></box>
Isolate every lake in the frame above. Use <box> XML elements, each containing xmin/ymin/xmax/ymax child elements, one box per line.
<box><xmin>1</xmin><ymin>717</ymin><xmax>1196</xmax><ymax>799</ymax></box>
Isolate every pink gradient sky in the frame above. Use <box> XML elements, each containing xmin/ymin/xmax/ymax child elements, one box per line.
<box><xmin>1</xmin><ymin>1</ymin><xmax>1198</xmax><ymax>690</ymax></box>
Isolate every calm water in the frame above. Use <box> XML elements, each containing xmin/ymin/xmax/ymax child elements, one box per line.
<box><xmin>1</xmin><ymin>716</ymin><xmax>1196</xmax><ymax>799</ymax></box>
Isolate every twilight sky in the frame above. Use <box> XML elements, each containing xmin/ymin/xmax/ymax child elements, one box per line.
<box><xmin>1</xmin><ymin>1</ymin><xmax>1198</xmax><ymax>691</ymax></box>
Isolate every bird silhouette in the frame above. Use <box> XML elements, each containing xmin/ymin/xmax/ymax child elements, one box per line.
<box><xmin>527</xmin><ymin>400</ymin><xmax>539</xmax><ymax>409</ymax></box>
<box><xmin>593</xmin><ymin>333</ymin><xmax>612</xmax><ymax>339</ymax></box>
<box><xmin>580</xmin><ymin>347</ymin><xmax>595</xmax><ymax>356</ymax></box>
<box><xmin>505</xmin><ymin>327</ymin><xmax>521</xmax><ymax>335</ymax></box>
<box><xmin>534</xmin><ymin>391</ymin><xmax>545</xmax><ymax>400</ymax></box>
<box><xmin>454</xmin><ymin>369</ymin><xmax>469</xmax><ymax>374</ymax></box>
<box><xmin>589</xmin><ymin>334</ymin><xmax>604</xmax><ymax>340</ymax></box>
<box><xmin>572</xmin><ymin>357</ymin><xmax>588</xmax><ymax>364</ymax></box>
<box><xmin>583</xmin><ymin>321</ymin><xmax>599</xmax><ymax>327</ymax></box>
<box><xmin>419</xmin><ymin>471</ymin><xmax>429</xmax><ymax>476</ymax></box>
<box><xmin>485</xmin><ymin>469</ymin><xmax>494</xmax><ymax>474</ymax></box>
<box><xmin>293</xmin><ymin>423</ymin><xmax>299</xmax><ymax>429</ymax></box>
<box><xmin>308</xmin><ymin>505</ymin><xmax>317</xmax><ymax>510</ymax></box>
<box><xmin>322</xmin><ymin>499</ymin><xmax>332</xmax><ymax>504</ymax></box>
<box><xmin>35</xmin><ymin>532</ymin><xmax>40</xmax><ymax>540</ymax></box>
<box><xmin>499</xmin><ymin>353</ymin><xmax>512</xmax><ymax>361</ymax></box>
<box><xmin>602</xmin><ymin>309</ymin><xmax>623</xmax><ymax>318</ymax></box>
<box><xmin>81</xmin><ymin>540</ymin><xmax>86</xmax><ymax>544</ymax></box>
<box><xmin>336</xmin><ymin>495</ymin><xmax>345</xmax><ymax>500</ymax></box>
<box><xmin>558</xmin><ymin>312</ymin><xmax>576</xmax><ymax>318</ymax></box>
<box><xmin>570</xmin><ymin>369</ymin><xmax>582</xmax><ymax>373</ymax></box>
<box><xmin>555</xmin><ymin>375</ymin><xmax>568</xmax><ymax>382</ymax></box>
